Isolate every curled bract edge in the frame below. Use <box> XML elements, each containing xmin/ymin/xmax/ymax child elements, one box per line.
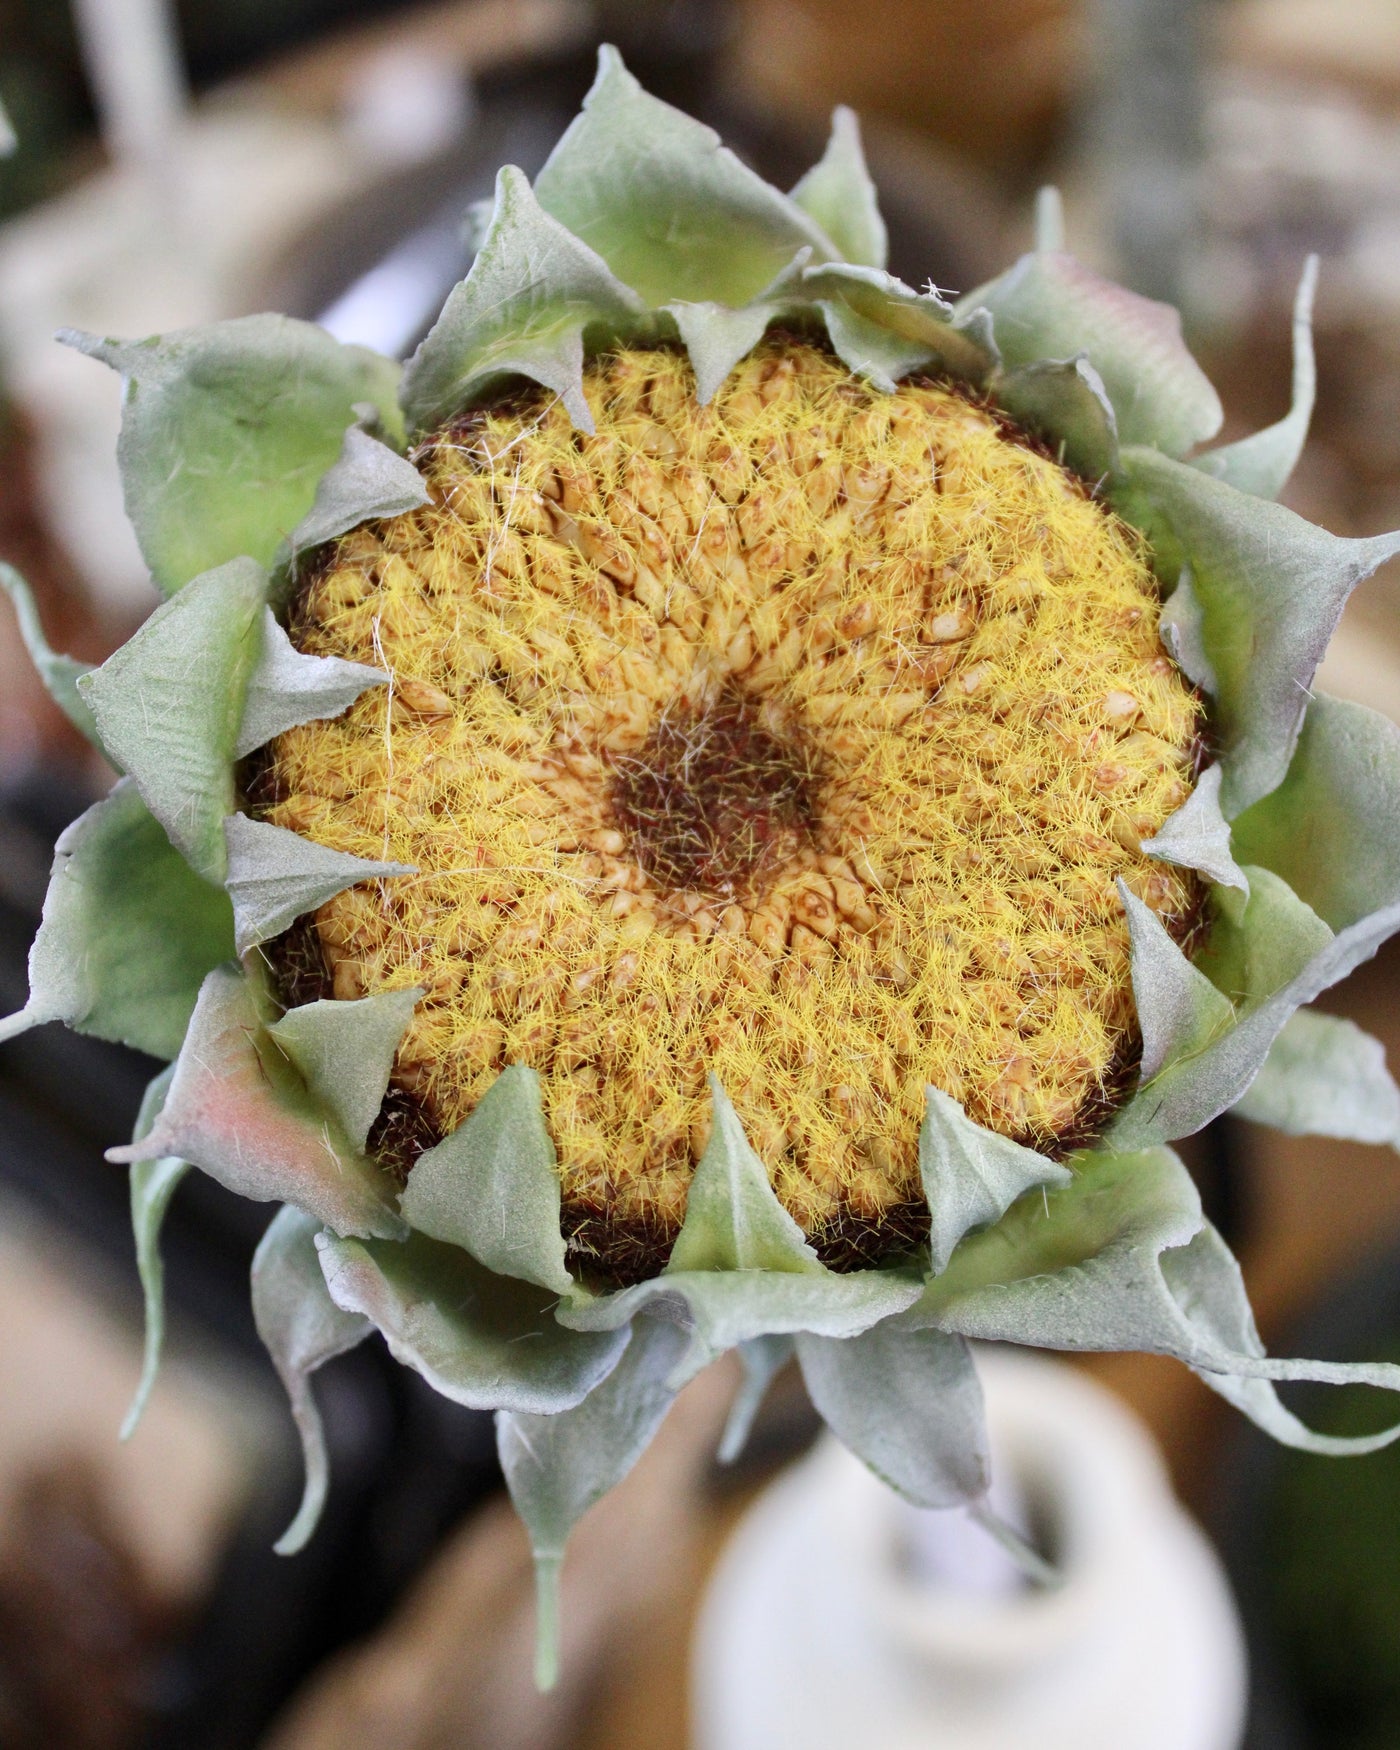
<box><xmin>3</xmin><ymin>44</ymin><xmax>1400</xmax><ymax>1690</ymax></box>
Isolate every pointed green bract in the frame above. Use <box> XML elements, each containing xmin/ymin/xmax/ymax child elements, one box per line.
<box><xmin>288</xmin><ymin>424</ymin><xmax>429</xmax><ymax>556</ymax></box>
<box><xmin>1192</xmin><ymin>257</ymin><xmax>1317</xmax><ymax>500</ymax></box>
<box><xmin>252</xmin><ymin>1206</ymin><xmax>373</xmax><ymax>1556</ymax></box>
<box><xmin>797</xmin><ymin>1323</ymin><xmax>989</xmax><ymax>1508</ymax></box>
<box><xmin>317</xmin><ymin>1229</ymin><xmax>627</xmax><ymax>1414</ymax></box>
<box><xmin>803</xmin><ymin>263</ymin><xmax>993</xmax><ymax>389</ymax></box>
<box><xmin>1139</xmin><ymin>764</ymin><xmax>1249</xmax><ymax>894</ymax></box>
<box><xmin>667</xmin><ymin>297</ymin><xmax>790</xmax><ymax>406</ymax></box>
<box><xmin>992</xmin><ymin>355</ymin><xmax>1119</xmax><ymax>482</ymax></box>
<box><xmin>790</xmin><ymin>106</ymin><xmax>887</xmax><ymax>271</ymax></box>
<box><xmin>222</xmin><ymin>814</ymin><xmax>415</xmax><ymax>954</ymax></box>
<box><xmin>958</xmin><ymin>249</ymin><xmax>1221</xmax><ymax>455</ymax></box>
<box><xmin>108</xmin><ymin>964</ymin><xmax>405</xmax><ymax>1239</ymax></box>
<box><xmin>1118</xmin><ymin>448</ymin><xmax>1400</xmax><ymax>817</ymax></box>
<box><xmin>81</xmin><ymin>557</ymin><xmax>267</xmax><ymax>882</ymax></box>
<box><xmin>64</xmin><ymin>318</ymin><xmax>401</xmax><ymax>594</ymax></box>
<box><xmin>122</xmin><ymin>1065</ymin><xmax>188</xmax><ymax>1441</ymax></box>
<box><xmin>401</xmin><ymin>165</ymin><xmax>647</xmax><ymax>437</ymax></box>
<box><xmin>667</xmin><ymin>1077</ymin><xmax>824</xmax><ymax>1275</ymax></box>
<box><xmin>1157</xmin><ymin>565</ymin><xmax>1217</xmax><ymax>694</ymax></box>
<box><xmin>1232</xmin><ymin>1009</ymin><xmax>1400</xmax><ymax>1147</ymax></box>
<box><xmin>1119</xmin><ymin>880</ymin><xmax>1235</xmax><ymax>1082</ymax></box>
<box><xmin>0</xmin><ymin>564</ymin><xmax>99</xmax><ymax>746</ymax></box>
<box><xmin>235</xmin><ymin>609</ymin><xmax>387</xmax><ymax>760</ymax></box>
<box><xmin>400</xmin><ymin>1064</ymin><xmax>572</xmax><ymax>1294</ymax></box>
<box><xmin>267</xmin><ymin>987</ymin><xmax>422</xmax><ymax>1155</ymax></box>
<box><xmin>497</xmin><ymin>1316</ymin><xmax>690</xmax><ymax>1690</ymax></box>
<box><xmin>919</xmin><ymin>1085</ymin><xmax>1069</xmax><ymax>1275</ymax></box>
<box><xmin>533</xmin><ymin>46</ymin><xmax>838</xmax><ymax>309</ymax></box>
<box><xmin>0</xmin><ymin>780</ymin><xmax>234</xmax><ymax>1059</ymax></box>
<box><xmin>718</xmin><ymin>1334</ymin><xmax>793</xmax><ymax>1464</ymax></box>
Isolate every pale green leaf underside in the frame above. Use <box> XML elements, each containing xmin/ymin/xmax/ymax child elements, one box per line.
<box><xmin>532</xmin><ymin>46</ymin><xmax>838</xmax><ymax>310</ymax></box>
<box><xmin>400</xmin><ymin>1064</ymin><xmax>572</xmax><ymax>1294</ymax></box>
<box><xmin>497</xmin><ymin>1316</ymin><xmax>690</xmax><ymax>1690</ymax></box>
<box><xmin>122</xmin><ymin>1064</ymin><xmax>185</xmax><ymax>1441</ymax></box>
<box><xmin>0</xmin><ymin>779</ymin><xmax>234</xmax><ymax>1061</ymax></box>
<box><xmin>81</xmin><ymin>556</ymin><xmax>267</xmax><ymax>883</ymax></box>
<box><xmin>288</xmin><ymin>424</ymin><xmax>429</xmax><ymax>556</ymax></box>
<box><xmin>1232</xmin><ymin>1008</ymin><xmax>1400</xmax><ymax>1147</ymax></box>
<box><xmin>108</xmin><ymin>964</ymin><xmax>404</xmax><ymax>1240</ymax></box>
<box><xmin>63</xmin><ymin>317</ymin><xmax>401</xmax><ymax>594</ymax></box>
<box><xmin>718</xmin><ymin>1334</ymin><xmax>794</xmax><ymax>1464</ymax></box>
<box><xmin>991</xmin><ymin>354</ymin><xmax>1119</xmax><ymax>482</ymax></box>
<box><xmin>1139</xmin><ymin>764</ymin><xmax>1249</xmax><ymax>894</ymax></box>
<box><xmin>1120</xmin><ymin>880</ymin><xmax>1236</xmax><ymax>1083</ymax></box>
<box><xmin>789</xmin><ymin>106</ymin><xmax>887</xmax><ymax>271</ymax></box>
<box><xmin>267</xmin><ymin>987</ymin><xmax>421</xmax><ymax>1155</ymax></box>
<box><xmin>235</xmin><ymin>608</ymin><xmax>387</xmax><ymax>760</ymax></box>
<box><xmin>317</xmin><ymin>1228</ymin><xmax>626</xmax><ymax>1415</ymax></box>
<box><xmin>252</xmin><ymin>1206</ymin><xmax>373</xmax><ymax>1555</ymax></box>
<box><xmin>222</xmin><ymin>814</ymin><xmax>415</xmax><ymax>955</ymax></box>
<box><xmin>0</xmin><ymin>563</ymin><xmax>99</xmax><ymax>746</ymax></box>
<box><xmin>797</xmin><ymin>1322</ymin><xmax>988</xmax><ymax>1508</ymax></box>
<box><xmin>920</xmin><ymin>1085</ymin><xmax>1069</xmax><ymax>1275</ymax></box>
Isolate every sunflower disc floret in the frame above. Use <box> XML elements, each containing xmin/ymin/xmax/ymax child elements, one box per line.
<box><xmin>6</xmin><ymin>44</ymin><xmax>1400</xmax><ymax>1696</ymax></box>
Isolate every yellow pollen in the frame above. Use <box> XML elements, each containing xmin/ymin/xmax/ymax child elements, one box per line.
<box><xmin>257</xmin><ymin>339</ymin><xmax>1201</xmax><ymax>1277</ymax></box>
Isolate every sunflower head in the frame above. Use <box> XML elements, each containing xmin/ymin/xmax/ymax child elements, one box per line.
<box><xmin>5</xmin><ymin>45</ymin><xmax>1400</xmax><ymax>1694</ymax></box>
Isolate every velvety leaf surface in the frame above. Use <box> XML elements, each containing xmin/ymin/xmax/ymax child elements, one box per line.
<box><xmin>1139</xmin><ymin>764</ymin><xmax>1249</xmax><ymax>893</ymax></box>
<box><xmin>400</xmin><ymin>1064</ymin><xmax>572</xmax><ymax>1293</ymax></box>
<box><xmin>401</xmin><ymin>164</ymin><xmax>646</xmax><ymax>436</ymax></box>
<box><xmin>317</xmin><ymin>1229</ymin><xmax>626</xmax><ymax>1414</ymax></box>
<box><xmin>64</xmin><ymin>318</ymin><xmax>401</xmax><ymax>593</ymax></box>
<box><xmin>1119</xmin><ymin>880</ymin><xmax>1235</xmax><ymax>1082</ymax></box>
<box><xmin>718</xmin><ymin>1334</ymin><xmax>794</xmax><ymax>1464</ymax></box>
<box><xmin>1232</xmin><ymin>1009</ymin><xmax>1400</xmax><ymax>1147</ymax></box>
<box><xmin>789</xmin><ymin>106</ymin><xmax>887</xmax><ymax>270</ymax></box>
<box><xmin>252</xmin><ymin>1206</ymin><xmax>373</xmax><ymax>1555</ymax></box>
<box><xmin>497</xmin><ymin>1316</ymin><xmax>690</xmax><ymax>1689</ymax></box>
<box><xmin>919</xmin><ymin>1086</ymin><xmax>1069</xmax><ymax>1275</ymax></box>
<box><xmin>234</xmin><ymin>608</ymin><xmax>386</xmax><ymax>759</ymax></box>
<box><xmin>797</xmin><ymin>1322</ymin><xmax>989</xmax><ymax>1508</ymax></box>
<box><xmin>122</xmin><ymin>1065</ymin><xmax>188</xmax><ymax>1440</ymax></box>
<box><xmin>267</xmin><ymin>987</ymin><xmax>422</xmax><ymax>1154</ymax></box>
<box><xmin>0</xmin><ymin>779</ymin><xmax>234</xmax><ymax>1060</ymax></box>
<box><xmin>222</xmin><ymin>814</ymin><xmax>415</xmax><ymax>954</ymax></box>
<box><xmin>0</xmin><ymin>564</ymin><xmax>98</xmax><ymax>745</ymax></box>
<box><xmin>108</xmin><ymin>964</ymin><xmax>404</xmax><ymax>1239</ymax></box>
<box><xmin>288</xmin><ymin>425</ymin><xmax>429</xmax><ymax>555</ymax></box>
<box><xmin>802</xmin><ymin>263</ymin><xmax>993</xmax><ymax>389</ymax></box>
<box><xmin>992</xmin><ymin>355</ymin><xmax>1119</xmax><ymax>482</ymax></box>
<box><xmin>532</xmin><ymin>46</ymin><xmax>837</xmax><ymax>308</ymax></box>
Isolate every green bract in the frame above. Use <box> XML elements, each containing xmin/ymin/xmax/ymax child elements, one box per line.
<box><xmin>6</xmin><ymin>46</ymin><xmax>1400</xmax><ymax>1688</ymax></box>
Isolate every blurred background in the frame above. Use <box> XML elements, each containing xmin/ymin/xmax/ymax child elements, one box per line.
<box><xmin>1</xmin><ymin>1</ymin><xmax>1399</xmax><ymax>1745</ymax></box>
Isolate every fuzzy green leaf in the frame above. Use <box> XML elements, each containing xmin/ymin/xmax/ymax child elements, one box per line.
<box><xmin>667</xmin><ymin>1077</ymin><xmax>824</xmax><ymax>1276</ymax></box>
<box><xmin>234</xmin><ymin>609</ymin><xmax>386</xmax><ymax>759</ymax></box>
<box><xmin>80</xmin><ymin>557</ymin><xmax>267</xmax><ymax>882</ymax></box>
<box><xmin>1192</xmin><ymin>257</ymin><xmax>1317</xmax><ymax>500</ymax></box>
<box><xmin>532</xmin><ymin>45</ymin><xmax>837</xmax><ymax>308</ymax></box>
<box><xmin>401</xmin><ymin>164</ymin><xmax>647</xmax><ymax>436</ymax></box>
<box><xmin>957</xmin><ymin>250</ymin><xmax>1221</xmax><ymax>454</ymax></box>
<box><xmin>1117</xmin><ymin>449</ymin><xmax>1400</xmax><ymax>817</ymax></box>
<box><xmin>0</xmin><ymin>780</ymin><xmax>234</xmax><ymax>1060</ymax></box>
<box><xmin>289</xmin><ymin>424</ymin><xmax>429</xmax><ymax>555</ymax></box>
<box><xmin>497</xmin><ymin>1316</ymin><xmax>690</xmax><ymax>1690</ymax></box>
<box><xmin>913</xmin><ymin>1143</ymin><xmax>1400</xmax><ymax>1454</ymax></box>
<box><xmin>1119</xmin><ymin>880</ymin><xmax>1236</xmax><ymax>1081</ymax></box>
<box><xmin>0</xmin><ymin>564</ymin><xmax>99</xmax><ymax>746</ymax></box>
<box><xmin>1232</xmin><ymin>1009</ymin><xmax>1400</xmax><ymax>1147</ymax></box>
<box><xmin>108</xmin><ymin>964</ymin><xmax>405</xmax><ymax>1239</ymax></box>
<box><xmin>665</xmin><ymin>251</ymin><xmax>809</xmax><ymax>405</ymax></box>
<box><xmin>267</xmin><ymin>987</ymin><xmax>421</xmax><ymax>1155</ymax></box>
<box><xmin>63</xmin><ymin>318</ymin><xmax>401</xmax><ymax>594</ymax></box>
<box><xmin>222</xmin><ymin>814</ymin><xmax>415</xmax><ymax>955</ymax></box>
<box><xmin>1231</xmin><ymin>694</ymin><xmax>1400</xmax><ymax>933</ymax></box>
<box><xmin>1158</xmin><ymin>565</ymin><xmax>1217</xmax><ymax>695</ymax></box>
<box><xmin>718</xmin><ymin>1335</ymin><xmax>794</xmax><ymax>1464</ymax></box>
<box><xmin>122</xmin><ymin>1065</ymin><xmax>188</xmax><ymax>1441</ymax></box>
<box><xmin>992</xmin><ymin>355</ymin><xmax>1119</xmax><ymax>481</ymax></box>
<box><xmin>796</xmin><ymin>1322</ymin><xmax>989</xmax><ymax>1508</ymax></box>
<box><xmin>400</xmin><ymin>1064</ymin><xmax>572</xmax><ymax>1294</ymax></box>
<box><xmin>1139</xmin><ymin>764</ymin><xmax>1249</xmax><ymax>893</ymax></box>
<box><xmin>803</xmin><ymin>263</ymin><xmax>993</xmax><ymax>390</ymax></box>
<box><xmin>317</xmin><ymin>1228</ymin><xmax>626</xmax><ymax>1415</ymax></box>
<box><xmin>790</xmin><ymin>106</ymin><xmax>887</xmax><ymax>270</ymax></box>
<box><xmin>252</xmin><ymin>1205</ymin><xmax>373</xmax><ymax>1554</ymax></box>
<box><xmin>920</xmin><ymin>1085</ymin><xmax>1070</xmax><ymax>1275</ymax></box>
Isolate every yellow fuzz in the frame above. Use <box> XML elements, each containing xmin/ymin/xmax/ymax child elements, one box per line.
<box><xmin>261</xmin><ymin>340</ymin><xmax>1200</xmax><ymax>1263</ymax></box>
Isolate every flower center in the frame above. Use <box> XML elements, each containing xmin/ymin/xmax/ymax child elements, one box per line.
<box><xmin>610</xmin><ymin>685</ymin><xmax>820</xmax><ymax>900</ymax></box>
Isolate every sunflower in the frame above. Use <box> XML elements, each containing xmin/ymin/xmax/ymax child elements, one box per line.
<box><xmin>5</xmin><ymin>47</ymin><xmax>1400</xmax><ymax>1690</ymax></box>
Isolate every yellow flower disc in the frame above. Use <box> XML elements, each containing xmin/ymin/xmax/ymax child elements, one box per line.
<box><xmin>257</xmin><ymin>339</ymin><xmax>1201</xmax><ymax>1278</ymax></box>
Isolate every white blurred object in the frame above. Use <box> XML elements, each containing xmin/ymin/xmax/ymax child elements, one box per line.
<box><xmin>693</xmin><ymin>1349</ymin><xmax>1247</xmax><ymax>1750</ymax></box>
<box><xmin>343</xmin><ymin>46</ymin><xmax>475</xmax><ymax>168</ymax></box>
<box><xmin>71</xmin><ymin>0</ymin><xmax>185</xmax><ymax>186</ymax></box>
